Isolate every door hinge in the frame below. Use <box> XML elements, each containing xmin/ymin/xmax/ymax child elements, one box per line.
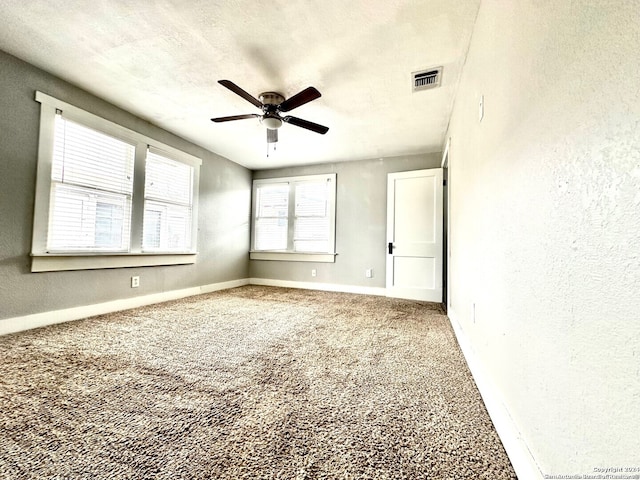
<box><xmin>443</xmin><ymin>179</ymin><xmax>447</xmax><ymax>186</ymax></box>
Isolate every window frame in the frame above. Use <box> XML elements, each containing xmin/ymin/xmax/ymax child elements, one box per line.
<box><xmin>31</xmin><ymin>91</ymin><xmax>201</xmax><ymax>272</ymax></box>
<box><xmin>250</xmin><ymin>173</ymin><xmax>337</xmax><ymax>263</ymax></box>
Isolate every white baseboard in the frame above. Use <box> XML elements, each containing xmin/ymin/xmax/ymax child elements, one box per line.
<box><xmin>0</xmin><ymin>278</ymin><xmax>249</xmax><ymax>336</ymax></box>
<box><xmin>249</xmin><ymin>277</ymin><xmax>387</xmax><ymax>296</ymax></box>
<box><xmin>447</xmin><ymin>307</ymin><xmax>542</xmax><ymax>480</ymax></box>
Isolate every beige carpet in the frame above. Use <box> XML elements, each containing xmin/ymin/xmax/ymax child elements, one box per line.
<box><xmin>0</xmin><ymin>286</ymin><xmax>516</xmax><ymax>479</ymax></box>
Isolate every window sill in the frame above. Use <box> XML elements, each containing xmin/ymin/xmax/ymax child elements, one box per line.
<box><xmin>31</xmin><ymin>253</ymin><xmax>197</xmax><ymax>272</ymax></box>
<box><xmin>249</xmin><ymin>251</ymin><xmax>337</xmax><ymax>263</ymax></box>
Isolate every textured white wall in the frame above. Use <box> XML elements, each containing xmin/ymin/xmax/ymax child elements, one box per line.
<box><xmin>446</xmin><ymin>0</ymin><xmax>640</xmax><ymax>475</ymax></box>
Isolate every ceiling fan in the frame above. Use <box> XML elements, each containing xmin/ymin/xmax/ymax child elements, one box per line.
<box><xmin>211</xmin><ymin>80</ymin><xmax>329</xmax><ymax>144</ymax></box>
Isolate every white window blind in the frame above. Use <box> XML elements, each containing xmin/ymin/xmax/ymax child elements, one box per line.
<box><xmin>252</xmin><ymin>174</ymin><xmax>336</xmax><ymax>255</ymax></box>
<box><xmin>255</xmin><ymin>183</ymin><xmax>289</xmax><ymax>250</ymax></box>
<box><xmin>47</xmin><ymin>114</ymin><xmax>134</xmax><ymax>252</ymax></box>
<box><xmin>142</xmin><ymin>149</ymin><xmax>194</xmax><ymax>252</ymax></box>
<box><xmin>294</xmin><ymin>181</ymin><xmax>330</xmax><ymax>252</ymax></box>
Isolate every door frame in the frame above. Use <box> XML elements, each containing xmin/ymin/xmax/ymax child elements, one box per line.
<box><xmin>441</xmin><ymin>138</ymin><xmax>451</xmax><ymax>313</ymax></box>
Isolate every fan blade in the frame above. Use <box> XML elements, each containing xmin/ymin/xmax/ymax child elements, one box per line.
<box><xmin>282</xmin><ymin>115</ymin><xmax>329</xmax><ymax>134</ymax></box>
<box><xmin>279</xmin><ymin>87</ymin><xmax>321</xmax><ymax>112</ymax></box>
<box><xmin>211</xmin><ymin>114</ymin><xmax>260</xmax><ymax>122</ymax></box>
<box><xmin>218</xmin><ymin>80</ymin><xmax>263</xmax><ymax>109</ymax></box>
<box><xmin>267</xmin><ymin>128</ymin><xmax>278</xmax><ymax>144</ymax></box>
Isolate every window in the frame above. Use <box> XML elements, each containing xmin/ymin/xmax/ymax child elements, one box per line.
<box><xmin>254</xmin><ymin>183</ymin><xmax>289</xmax><ymax>251</ymax></box>
<box><xmin>251</xmin><ymin>174</ymin><xmax>336</xmax><ymax>263</ymax></box>
<box><xmin>143</xmin><ymin>149</ymin><xmax>194</xmax><ymax>252</ymax></box>
<box><xmin>47</xmin><ymin>114</ymin><xmax>135</xmax><ymax>252</ymax></box>
<box><xmin>32</xmin><ymin>92</ymin><xmax>201</xmax><ymax>272</ymax></box>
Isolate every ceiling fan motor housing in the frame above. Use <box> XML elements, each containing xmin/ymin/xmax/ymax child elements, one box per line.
<box><xmin>259</xmin><ymin>92</ymin><xmax>285</xmax><ymax>129</ymax></box>
<box><xmin>259</xmin><ymin>92</ymin><xmax>284</xmax><ymax>108</ymax></box>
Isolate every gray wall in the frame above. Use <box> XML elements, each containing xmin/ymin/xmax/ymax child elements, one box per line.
<box><xmin>251</xmin><ymin>154</ymin><xmax>442</xmax><ymax>288</ymax></box>
<box><xmin>0</xmin><ymin>50</ymin><xmax>251</xmax><ymax>320</ymax></box>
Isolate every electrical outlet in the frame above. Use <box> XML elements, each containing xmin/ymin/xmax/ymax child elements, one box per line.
<box><xmin>131</xmin><ymin>276</ymin><xmax>140</xmax><ymax>288</ymax></box>
<box><xmin>311</xmin><ymin>269</ymin><xmax>317</xmax><ymax>277</ymax></box>
<box><xmin>365</xmin><ymin>268</ymin><xmax>373</xmax><ymax>278</ymax></box>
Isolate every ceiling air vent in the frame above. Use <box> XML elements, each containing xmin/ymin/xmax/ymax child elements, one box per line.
<box><xmin>412</xmin><ymin>67</ymin><xmax>442</xmax><ymax>92</ymax></box>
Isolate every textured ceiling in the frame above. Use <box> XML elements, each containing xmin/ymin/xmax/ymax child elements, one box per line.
<box><xmin>0</xmin><ymin>0</ymin><xmax>479</xmax><ymax>169</ymax></box>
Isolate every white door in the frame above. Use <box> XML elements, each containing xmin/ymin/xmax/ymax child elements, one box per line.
<box><xmin>386</xmin><ymin>168</ymin><xmax>443</xmax><ymax>302</ymax></box>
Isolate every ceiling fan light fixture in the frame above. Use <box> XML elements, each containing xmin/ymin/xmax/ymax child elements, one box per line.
<box><xmin>262</xmin><ymin>115</ymin><xmax>282</xmax><ymax>129</ymax></box>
